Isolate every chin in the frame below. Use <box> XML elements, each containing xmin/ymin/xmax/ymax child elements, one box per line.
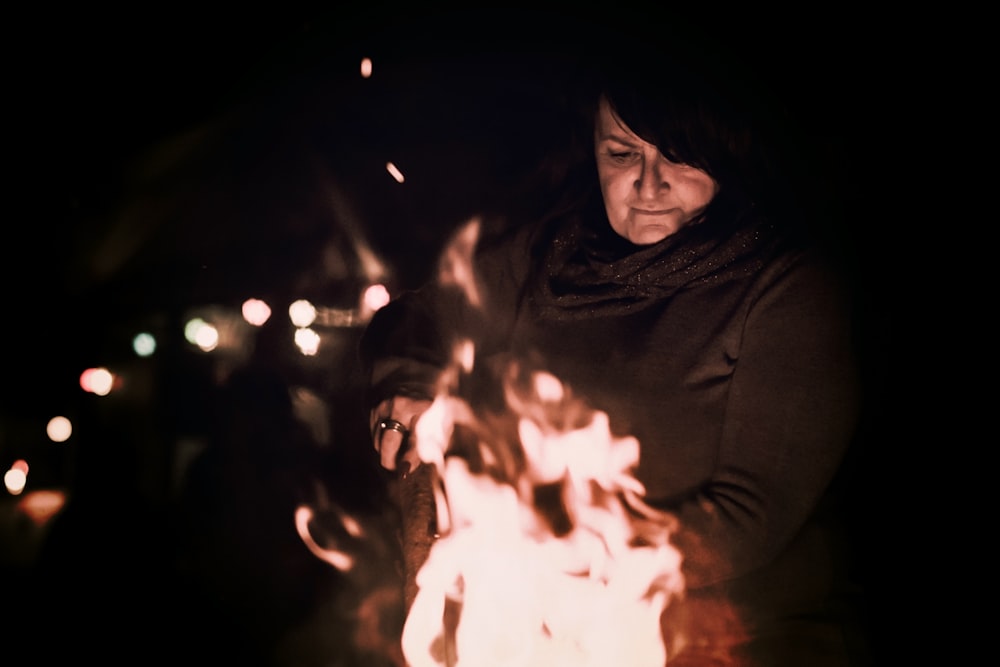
<box><xmin>628</xmin><ymin>226</ymin><xmax>675</xmax><ymax>245</ymax></box>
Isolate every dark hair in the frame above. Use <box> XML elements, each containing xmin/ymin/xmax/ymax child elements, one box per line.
<box><xmin>500</xmin><ymin>33</ymin><xmax>806</xmax><ymax>238</ymax></box>
<box><xmin>571</xmin><ymin>41</ymin><xmax>789</xmax><ymax>226</ymax></box>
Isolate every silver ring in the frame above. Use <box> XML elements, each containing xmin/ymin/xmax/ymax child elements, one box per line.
<box><xmin>376</xmin><ymin>418</ymin><xmax>409</xmax><ymax>437</ymax></box>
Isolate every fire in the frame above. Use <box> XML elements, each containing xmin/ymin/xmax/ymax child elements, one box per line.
<box><xmin>400</xmin><ymin>347</ymin><xmax>686</xmax><ymax>667</ymax></box>
<box><xmin>393</xmin><ymin>218</ymin><xmax>688</xmax><ymax>666</ymax></box>
<box><xmin>303</xmin><ymin>219</ymin><xmax>692</xmax><ymax>665</ymax></box>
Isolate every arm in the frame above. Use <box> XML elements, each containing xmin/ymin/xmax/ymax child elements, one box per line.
<box><xmin>672</xmin><ymin>253</ymin><xmax>862</xmax><ymax>590</ymax></box>
<box><xmin>359</xmin><ymin>286</ymin><xmax>450</xmax><ymax>472</ymax></box>
<box><xmin>359</xmin><ymin>218</ymin><xmax>537</xmax><ymax>471</ymax></box>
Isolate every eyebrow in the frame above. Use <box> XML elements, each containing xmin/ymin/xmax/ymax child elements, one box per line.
<box><xmin>597</xmin><ymin>130</ymin><xmax>639</xmax><ymax>145</ymax></box>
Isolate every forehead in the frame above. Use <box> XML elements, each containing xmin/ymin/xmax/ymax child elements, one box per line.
<box><xmin>596</xmin><ymin>96</ymin><xmax>641</xmax><ymax>143</ymax></box>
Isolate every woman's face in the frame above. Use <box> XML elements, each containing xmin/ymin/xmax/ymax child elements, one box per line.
<box><xmin>594</xmin><ymin>97</ymin><xmax>719</xmax><ymax>245</ymax></box>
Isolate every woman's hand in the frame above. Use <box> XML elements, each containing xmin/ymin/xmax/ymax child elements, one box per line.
<box><xmin>370</xmin><ymin>395</ymin><xmax>433</xmax><ymax>474</ymax></box>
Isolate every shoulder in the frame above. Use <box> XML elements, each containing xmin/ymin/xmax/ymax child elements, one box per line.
<box><xmin>698</xmin><ymin>207</ymin><xmax>856</xmax><ymax>322</ymax></box>
<box><xmin>472</xmin><ymin>210</ymin><xmax>560</xmax><ymax>279</ymax></box>
<box><xmin>738</xmin><ymin>229</ymin><xmax>860</xmax><ymax>344</ymax></box>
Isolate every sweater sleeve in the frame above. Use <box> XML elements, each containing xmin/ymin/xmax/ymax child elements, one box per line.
<box><xmin>358</xmin><ymin>219</ymin><xmax>536</xmax><ymax>411</ymax></box>
<box><xmin>671</xmin><ymin>251</ymin><xmax>862</xmax><ymax>590</ymax></box>
<box><xmin>358</xmin><ymin>286</ymin><xmax>450</xmax><ymax>410</ymax></box>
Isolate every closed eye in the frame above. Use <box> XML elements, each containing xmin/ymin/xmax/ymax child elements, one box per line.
<box><xmin>607</xmin><ymin>150</ymin><xmax>640</xmax><ymax>165</ymax></box>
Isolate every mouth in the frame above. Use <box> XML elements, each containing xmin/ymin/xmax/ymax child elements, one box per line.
<box><xmin>632</xmin><ymin>208</ymin><xmax>672</xmax><ymax>216</ymax></box>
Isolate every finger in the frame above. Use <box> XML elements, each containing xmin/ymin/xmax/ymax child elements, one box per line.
<box><xmin>379</xmin><ymin>428</ymin><xmax>407</xmax><ymax>471</ymax></box>
<box><xmin>398</xmin><ymin>443</ymin><xmax>422</xmax><ymax>476</ymax></box>
<box><xmin>371</xmin><ymin>395</ymin><xmax>434</xmax><ymax>471</ymax></box>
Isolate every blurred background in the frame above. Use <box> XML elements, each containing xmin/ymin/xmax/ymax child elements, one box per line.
<box><xmin>1</xmin><ymin>5</ymin><xmax>895</xmax><ymax>665</ymax></box>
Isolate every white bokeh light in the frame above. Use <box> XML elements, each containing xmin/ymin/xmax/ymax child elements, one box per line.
<box><xmin>289</xmin><ymin>300</ymin><xmax>317</xmax><ymax>328</ymax></box>
<box><xmin>184</xmin><ymin>317</ymin><xmax>208</xmax><ymax>344</ymax></box>
<box><xmin>194</xmin><ymin>322</ymin><xmax>220</xmax><ymax>351</ymax></box>
<box><xmin>363</xmin><ymin>283</ymin><xmax>392</xmax><ymax>313</ymax></box>
<box><xmin>294</xmin><ymin>327</ymin><xmax>321</xmax><ymax>356</ymax></box>
<box><xmin>4</xmin><ymin>468</ymin><xmax>26</xmax><ymax>495</ymax></box>
<box><xmin>133</xmin><ymin>332</ymin><xmax>157</xmax><ymax>357</ymax></box>
<box><xmin>46</xmin><ymin>416</ymin><xmax>72</xmax><ymax>442</ymax></box>
<box><xmin>242</xmin><ymin>298</ymin><xmax>272</xmax><ymax>326</ymax></box>
<box><xmin>80</xmin><ymin>367</ymin><xmax>114</xmax><ymax>396</ymax></box>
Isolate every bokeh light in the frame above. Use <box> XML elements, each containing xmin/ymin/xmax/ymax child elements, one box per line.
<box><xmin>184</xmin><ymin>316</ymin><xmax>220</xmax><ymax>351</ymax></box>
<box><xmin>4</xmin><ymin>467</ymin><xmax>27</xmax><ymax>495</ymax></box>
<box><xmin>360</xmin><ymin>57</ymin><xmax>372</xmax><ymax>78</ymax></box>
<box><xmin>289</xmin><ymin>299</ymin><xmax>317</xmax><ymax>328</ymax></box>
<box><xmin>242</xmin><ymin>298</ymin><xmax>272</xmax><ymax>326</ymax></box>
<box><xmin>17</xmin><ymin>489</ymin><xmax>67</xmax><ymax>525</ymax></box>
<box><xmin>294</xmin><ymin>327</ymin><xmax>321</xmax><ymax>356</ymax></box>
<box><xmin>80</xmin><ymin>367</ymin><xmax>114</xmax><ymax>396</ymax></box>
<box><xmin>133</xmin><ymin>331</ymin><xmax>157</xmax><ymax>357</ymax></box>
<box><xmin>194</xmin><ymin>323</ymin><xmax>220</xmax><ymax>351</ymax></box>
<box><xmin>46</xmin><ymin>416</ymin><xmax>72</xmax><ymax>442</ymax></box>
<box><xmin>362</xmin><ymin>283</ymin><xmax>391</xmax><ymax>314</ymax></box>
<box><xmin>184</xmin><ymin>317</ymin><xmax>208</xmax><ymax>344</ymax></box>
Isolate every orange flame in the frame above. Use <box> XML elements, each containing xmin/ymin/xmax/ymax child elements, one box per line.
<box><xmin>397</xmin><ymin>219</ymin><xmax>688</xmax><ymax>666</ymax></box>
<box><xmin>301</xmin><ymin>219</ymin><xmax>700</xmax><ymax>665</ymax></box>
<box><xmin>399</xmin><ymin>348</ymin><xmax>687</xmax><ymax>666</ymax></box>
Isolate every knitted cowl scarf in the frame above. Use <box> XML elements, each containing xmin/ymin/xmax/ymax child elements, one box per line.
<box><xmin>528</xmin><ymin>192</ymin><xmax>785</xmax><ymax>320</ymax></box>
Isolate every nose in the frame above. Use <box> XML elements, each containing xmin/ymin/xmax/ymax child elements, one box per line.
<box><xmin>635</xmin><ymin>149</ymin><xmax>667</xmax><ymax>201</ymax></box>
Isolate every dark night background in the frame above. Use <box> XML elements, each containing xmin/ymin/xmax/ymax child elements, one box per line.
<box><xmin>2</xmin><ymin>5</ymin><xmax>904</xmax><ymax>666</ymax></box>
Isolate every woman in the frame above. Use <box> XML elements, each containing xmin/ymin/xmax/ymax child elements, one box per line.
<box><xmin>359</xmin><ymin>40</ymin><xmax>871</xmax><ymax>666</ymax></box>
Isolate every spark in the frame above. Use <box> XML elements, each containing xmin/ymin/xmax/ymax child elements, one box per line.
<box><xmin>386</xmin><ymin>161</ymin><xmax>405</xmax><ymax>183</ymax></box>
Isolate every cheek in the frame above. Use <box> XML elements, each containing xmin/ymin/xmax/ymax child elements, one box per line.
<box><xmin>682</xmin><ymin>176</ymin><xmax>719</xmax><ymax>210</ymax></box>
<box><xmin>599</xmin><ymin>172</ymin><xmax>630</xmax><ymax>208</ymax></box>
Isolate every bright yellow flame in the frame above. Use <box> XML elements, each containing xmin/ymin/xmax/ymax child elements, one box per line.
<box><xmin>360</xmin><ymin>57</ymin><xmax>373</xmax><ymax>78</ymax></box>
<box><xmin>289</xmin><ymin>299</ymin><xmax>317</xmax><ymax>327</ymax></box>
<box><xmin>242</xmin><ymin>298</ymin><xmax>272</xmax><ymax>326</ymax></box>
<box><xmin>386</xmin><ymin>161</ymin><xmax>405</xmax><ymax>183</ymax></box>
<box><xmin>46</xmin><ymin>416</ymin><xmax>72</xmax><ymax>442</ymax></box>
